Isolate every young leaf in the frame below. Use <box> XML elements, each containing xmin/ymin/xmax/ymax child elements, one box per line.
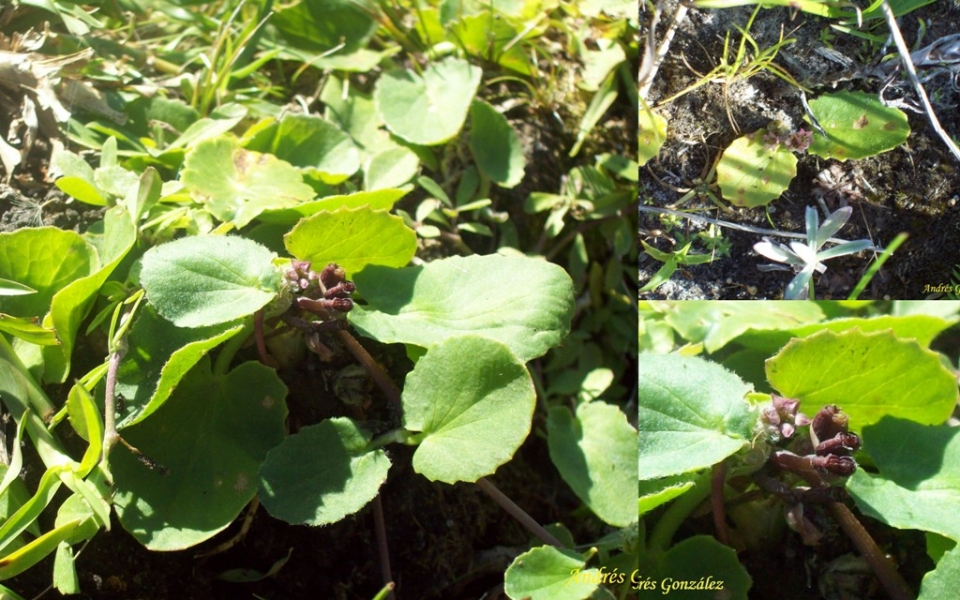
<box><xmin>140</xmin><ymin>235</ymin><xmax>281</xmax><ymax>328</ymax></box>
<box><xmin>639</xmin><ymin>103</ymin><xmax>667</xmax><ymax>166</ymax></box>
<box><xmin>647</xmin><ymin>535</ymin><xmax>752</xmax><ymax>599</ymax></box>
<box><xmin>638</xmin><ymin>353</ymin><xmax>756</xmax><ymax>480</ymax></box>
<box><xmin>113</xmin><ymin>359</ymin><xmax>287</xmax><ymax>550</ymax></box>
<box><xmin>404</xmin><ymin>336</ymin><xmax>535</xmax><ymax>484</ymax></box>
<box><xmin>350</xmin><ymin>254</ymin><xmax>574</xmax><ymax>362</ymax></box>
<box><xmin>363</xmin><ymin>147</ymin><xmax>420</xmax><ymax>191</ymax></box>
<box><xmin>258</xmin><ymin>417</ymin><xmax>390</xmax><ymax>526</ymax></box>
<box><xmin>284</xmin><ymin>207</ymin><xmax>417</xmax><ymax>275</ymax></box>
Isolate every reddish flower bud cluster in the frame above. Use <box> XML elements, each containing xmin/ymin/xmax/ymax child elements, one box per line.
<box><xmin>758</xmin><ymin>127</ymin><xmax>812</xmax><ymax>153</ymax></box>
<box><xmin>285</xmin><ymin>260</ymin><xmax>355</xmax><ymax>316</ymax></box>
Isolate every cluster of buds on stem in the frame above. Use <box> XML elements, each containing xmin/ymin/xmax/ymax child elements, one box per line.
<box><xmin>756</xmin><ymin>403</ymin><xmax>861</xmax><ymax>546</ymax></box>
<box><xmin>809</xmin><ymin>404</ymin><xmax>860</xmax><ymax>477</ymax></box>
<box><xmin>757</xmin><ymin>120</ymin><xmax>813</xmax><ymax>153</ymax></box>
<box><xmin>283</xmin><ymin>260</ymin><xmax>356</xmax><ymax>318</ymax></box>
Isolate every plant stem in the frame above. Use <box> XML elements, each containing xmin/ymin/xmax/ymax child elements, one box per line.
<box><xmin>772</xmin><ymin>451</ymin><xmax>915</xmax><ymax>600</ymax></box>
<box><xmin>335</xmin><ymin>329</ymin><xmax>401</xmax><ymax>408</ymax></box>
<box><xmin>372</xmin><ymin>496</ymin><xmax>395</xmax><ymax>600</ymax></box>
<box><xmin>212</xmin><ymin>319</ymin><xmax>253</xmax><ymax>377</ymax></box>
<box><xmin>101</xmin><ymin>348</ymin><xmax>124</xmax><ymax>461</ymax></box>
<box><xmin>827</xmin><ymin>502</ymin><xmax>915</xmax><ymax>600</ymax></box>
<box><xmin>880</xmin><ymin>0</ymin><xmax>960</xmax><ymax>163</ymax></box>
<box><xmin>475</xmin><ymin>477</ymin><xmax>566</xmax><ymax>548</ymax></box>
<box><xmin>254</xmin><ymin>310</ymin><xmax>270</xmax><ymax>365</ymax></box>
<box><xmin>647</xmin><ymin>470</ymin><xmax>711</xmax><ymax>553</ymax></box>
<box><xmin>711</xmin><ymin>460</ymin><xmax>729</xmax><ymax>546</ymax></box>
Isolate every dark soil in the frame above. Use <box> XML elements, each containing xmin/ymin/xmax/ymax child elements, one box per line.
<box><xmin>640</xmin><ymin>1</ymin><xmax>960</xmax><ymax>299</ymax></box>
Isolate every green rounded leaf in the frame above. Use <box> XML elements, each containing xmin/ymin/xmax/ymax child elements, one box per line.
<box><xmin>113</xmin><ymin>359</ymin><xmax>288</xmax><ymax>550</ymax></box>
<box><xmin>271</xmin><ymin>0</ymin><xmax>377</xmax><ymax>55</ymax></box>
<box><xmin>807</xmin><ymin>91</ymin><xmax>910</xmax><ymax>160</ymax></box>
<box><xmin>504</xmin><ymin>546</ymin><xmax>598</xmax><ymax>600</ymax></box>
<box><xmin>766</xmin><ymin>328</ymin><xmax>958</xmax><ymax>428</ymax></box>
<box><xmin>114</xmin><ymin>305</ymin><xmax>246</xmax><ymax>427</ymax></box>
<box><xmin>350</xmin><ymin>254</ymin><xmax>574</xmax><ymax>362</ymax></box>
<box><xmin>374</xmin><ymin>57</ymin><xmax>482</xmax><ymax>145</ymax></box>
<box><xmin>847</xmin><ymin>418</ymin><xmax>960</xmax><ymax>541</ymax></box>
<box><xmin>638</xmin><ymin>353</ymin><xmax>756</xmax><ymax>480</ymax></box>
<box><xmin>0</xmin><ymin>227</ymin><xmax>95</xmax><ymax>320</ymax></box>
<box><xmin>548</xmin><ymin>402</ymin><xmax>638</xmax><ymax>527</ymax></box>
<box><xmin>243</xmin><ymin>115</ymin><xmax>360</xmax><ymax>184</ymax></box>
<box><xmin>717</xmin><ymin>131</ymin><xmax>797</xmax><ymax>207</ymax></box>
<box><xmin>469</xmin><ymin>100</ymin><xmax>525</xmax><ymax>188</ymax></box>
<box><xmin>364</xmin><ymin>147</ymin><xmax>420</xmax><ymax>191</ymax></box>
<box><xmin>919</xmin><ymin>545</ymin><xmax>960</xmax><ymax>599</ymax></box>
<box><xmin>258</xmin><ymin>417</ymin><xmax>390</xmax><ymax>526</ymax></box>
<box><xmin>181</xmin><ymin>136</ymin><xmax>316</xmax><ymax>228</ymax></box>
<box><xmin>284</xmin><ymin>207</ymin><xmax>417</xmax><ymax>275</ymax></box>
<box><xmin>140</xmin><ymin>235</ymin><xmax>281</xmax><ymax>328</ymax></box>
<box><xmin>648</xmin><ymin>536</ymin><xmax>752</xmax><ymax>599</ymax></box>
<box><xmin>404</xmin><ymin>336</ymin><xmax>535</xmax><ymax>484</ymax></box>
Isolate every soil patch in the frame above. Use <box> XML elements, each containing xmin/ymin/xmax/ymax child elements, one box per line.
<box><xmin>641</xmin><ymin>1</ymin><xmax>960</xmax><ymax>299</ymax></box>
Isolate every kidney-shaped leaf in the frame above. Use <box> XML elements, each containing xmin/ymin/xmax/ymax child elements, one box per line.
<box><xmin>350</xmin><ymin>254</ymin><xmax>574</xmax><ymax>362</ymax></box>
<box><xmin>140</xmin><ymin>235</ymin><xmax>281</xmax><ymax>328</ymax></box>
<box><xmin>766</xmin><ymin>328</ymin><xmax>958</xmax><ymax>429</ymax></box>
<box><xmin>638</xmin><ymin>353</ymin><xmax>756</xmax><ymax>480</ymax></box>
<box><xmin>404</xmin><ymin>336</ymin><xmax>535</xmax><ymax>484</ymax></box>
<box><xmin>716</xmin><ymin>131</ymin><xmax>797</xmax><ymax>207</ymax></box>
<box><xmin>284</xmin><ymin>207</ymin><xmax>417</xmax><ymax>275</ymax></box>
<box><xmin>113</xmin><ymin>359</ymin><xmax>287</xmax><ymax>550</ymax></box>
<box><xmin>847</xmin><ymin>417</ymin><xmax>960</xmax><ymax>542</ymax></box>
<box><xmin>258</xmin><ymin>417</ymin><xmax>390</xmax><ymax>526</ymax></box>
<box><xmin>547</xmin><ymin>402</ymin><xmax>638</xmax><ymax>527</ymax></box>
<box><xmin>374</xmin><ymin>57</ymin><xmax>482</xmax><ymax>145</ymax></box>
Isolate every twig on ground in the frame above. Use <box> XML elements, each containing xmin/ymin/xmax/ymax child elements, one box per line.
<box><xmin>639</xmin><ymin>0</ymin><xmax>689</xmax><ymax>100</ymax></box>
<box><xmin>638</xmin><ymin>205</ymin><xmax>885</xmax><ymax>252</ymax></box>
<box><xmin>880</xmin><ymin>0</ymin><xmax>960</xmax><ymax>163</ymax></box>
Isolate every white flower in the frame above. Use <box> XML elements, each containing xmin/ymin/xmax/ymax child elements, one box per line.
<box><xmin>754</xmin><ymin>206</ymin><xmax>874</xmax><ymax>299</ymax></box>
